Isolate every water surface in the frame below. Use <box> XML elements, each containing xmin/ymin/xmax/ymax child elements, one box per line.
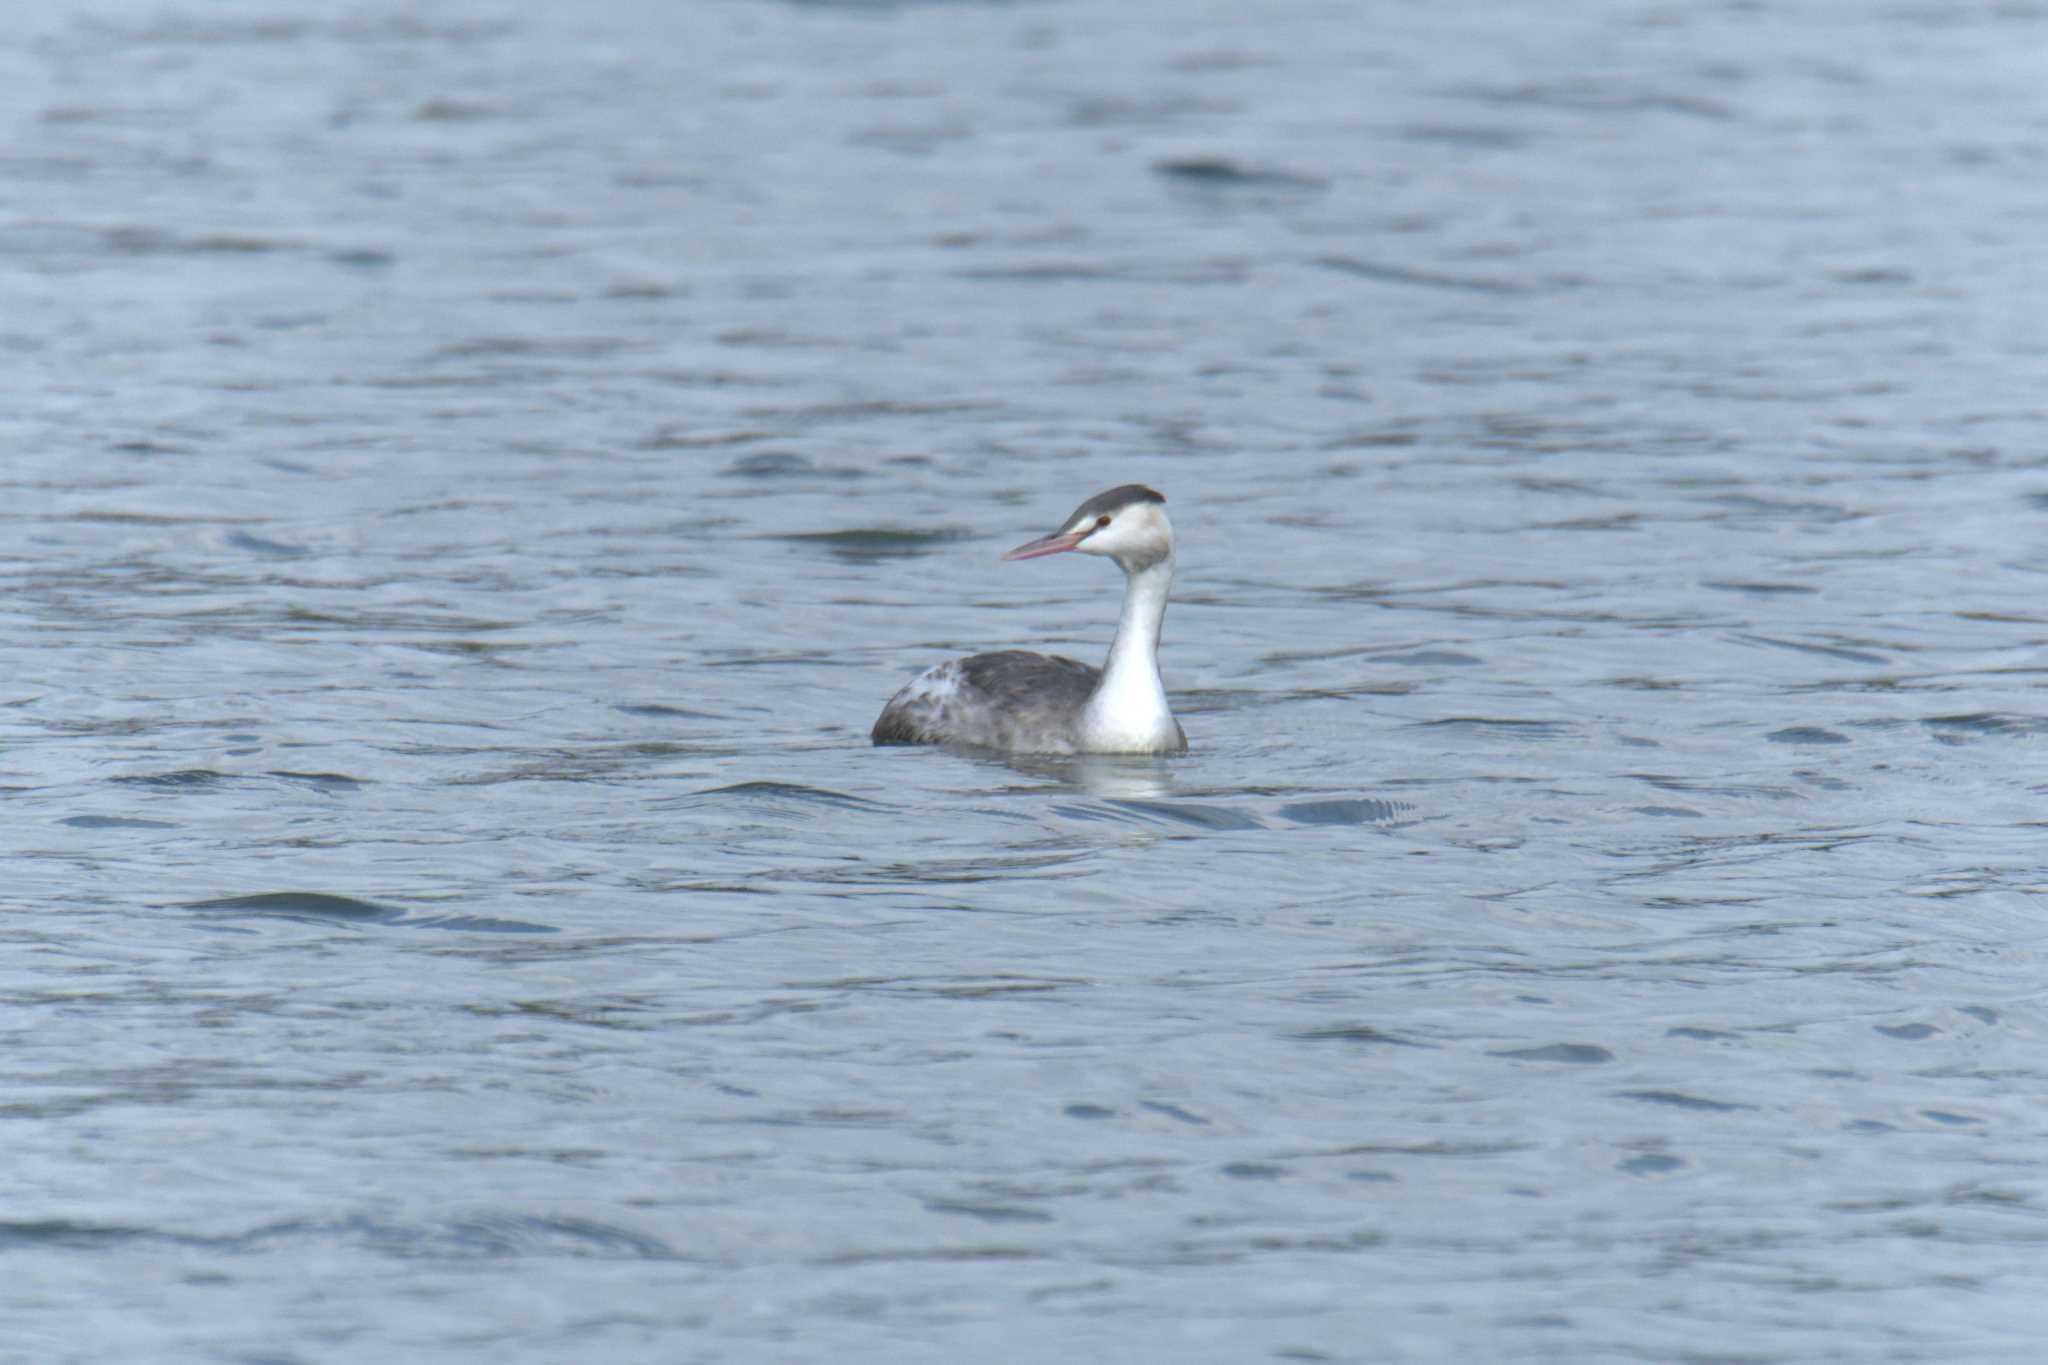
<box><xmin>5</xmin><ymin>1</ymin><xmax>2048</xmax><ymax>1360</ymax></box>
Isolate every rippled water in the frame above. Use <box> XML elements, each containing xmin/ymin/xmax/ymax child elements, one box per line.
<box><xmin>7</xmin><ymin>0</ymin><xmax>2048</xmax><ymax>1359</ymax></box>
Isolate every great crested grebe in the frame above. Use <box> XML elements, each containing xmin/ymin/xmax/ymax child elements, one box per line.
<box><xmin>871</xmin><ymin>484</ymin><xmax>1185</xmax><ymax>755</ymax></box>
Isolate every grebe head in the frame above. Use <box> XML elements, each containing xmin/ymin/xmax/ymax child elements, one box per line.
<box><xmin>1000</xmin><ymin>485</ymin><xmax>1172</xmax><ymax>573</ymax></box>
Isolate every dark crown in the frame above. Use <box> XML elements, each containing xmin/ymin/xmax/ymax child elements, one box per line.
<box><xmin>1064</xmin><ymin>484</ymin><xmax>1166</xmax><ymax>527</ymax></box>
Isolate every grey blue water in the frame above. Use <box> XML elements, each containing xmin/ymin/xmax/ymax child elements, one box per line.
<box><xmin>5</xmin><ymin>1</ymin><xmax>2048</xmax><ymax>1360</ymax></box>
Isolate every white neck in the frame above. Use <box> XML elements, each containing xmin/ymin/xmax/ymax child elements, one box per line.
<box><xmin>1083</xmin><ymin>552</ymin><xmax>1180</xmax><ymax>752</ymax></box>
